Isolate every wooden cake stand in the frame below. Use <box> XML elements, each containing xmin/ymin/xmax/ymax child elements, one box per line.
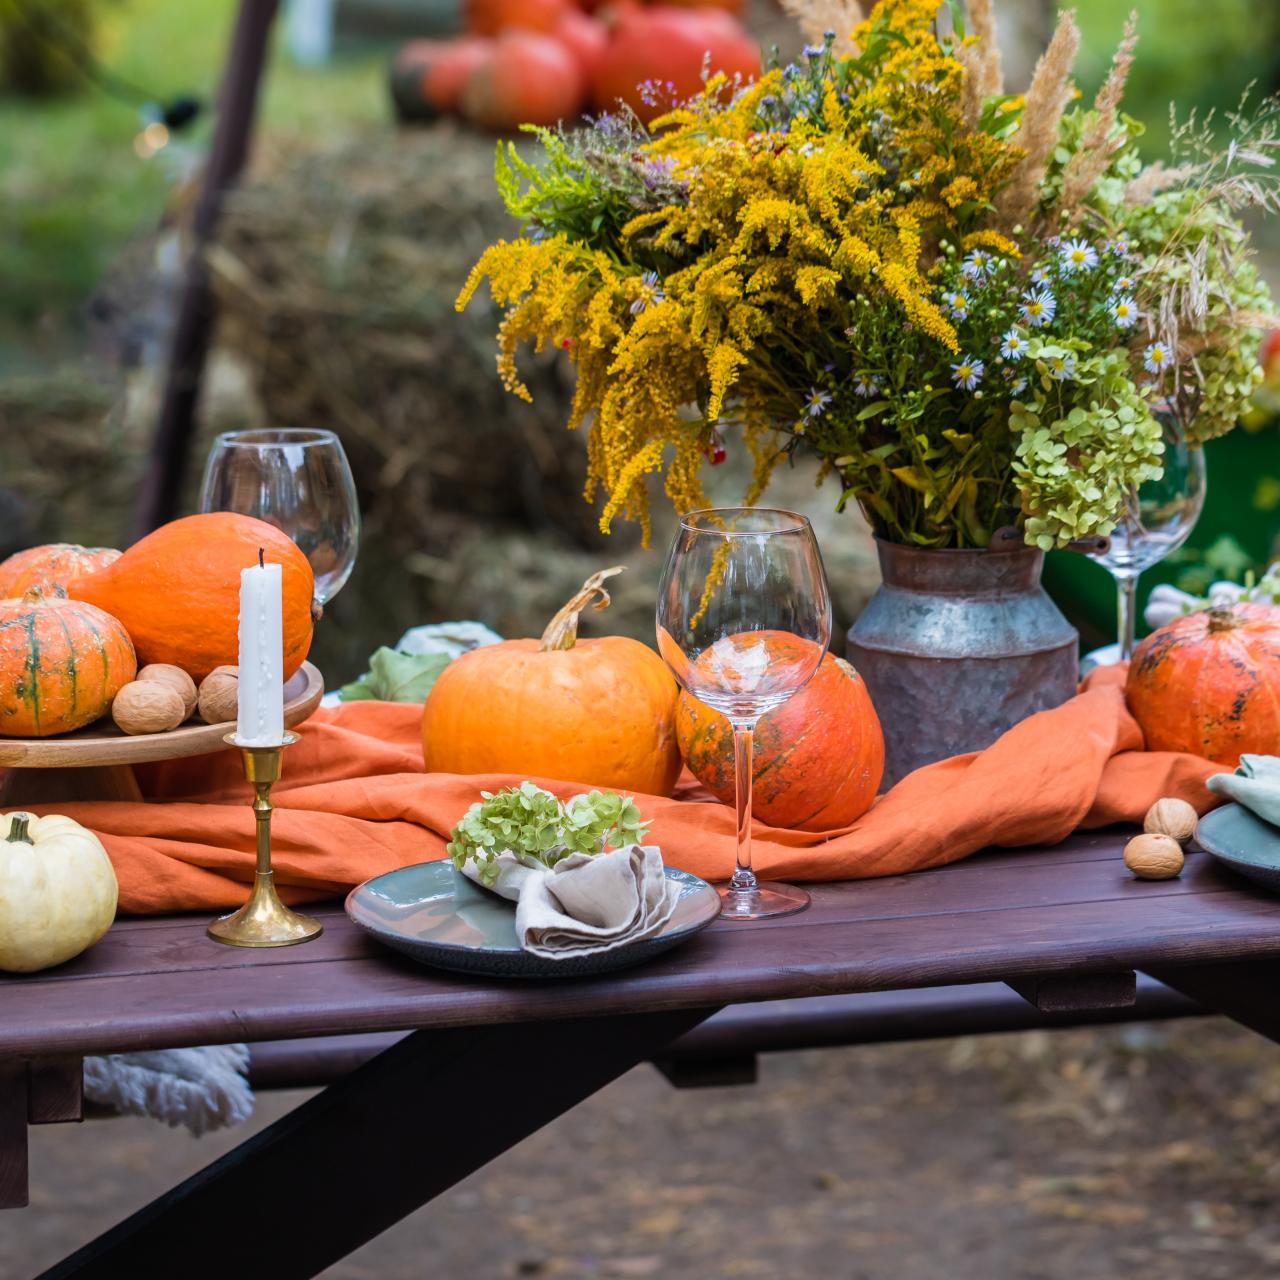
<box><xmin>0</xmin><ymin>662</ymin><xmax>324</xmax><ymax>807</ymax></box>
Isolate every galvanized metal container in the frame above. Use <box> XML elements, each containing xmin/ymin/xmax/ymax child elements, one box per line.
<box><xmin>846</xmin><ymin>539</ymin><xmax>1079</xmax><ymax>786</ymax></box>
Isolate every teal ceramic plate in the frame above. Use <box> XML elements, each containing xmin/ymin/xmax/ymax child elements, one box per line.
<box><xmin>346</xmin><ymin>859</ymin><xmax>721</xmax><ymax>979</ymax></box>
<box><xmin>1196</xmin><ymin>803</ymin><xmax>1280</xmax><ymax>894</ymax></box>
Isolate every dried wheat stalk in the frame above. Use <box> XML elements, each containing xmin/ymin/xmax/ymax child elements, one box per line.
<box><xmin>1124</xmin><ymin>162</ymin><xmax>1197</xmax><ymax>205</ymax></box>
<box><xmin>779</xmin><ymin>0</ymin><xmax>864</xmax><ymax>56</ymax></box>
<box><xmin>1054</xmin><ymin>11</ymin><xmax>1139</xmax><ymax>222</ymax></box>
<box><xmin>958</xmin><ymin>0</ymin><xmax>1003</xmax><ymax>127</ymax></box>
<box><xmin>994</xmin><ymin>9</ymin><xmax>1081</xmax><ymax>229</ymax></box>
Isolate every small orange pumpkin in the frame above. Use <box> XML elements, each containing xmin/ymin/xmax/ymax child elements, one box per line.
<box><xmin>422</xmin><ymin>567</ymin><xmax>682</xmax><ymax>796</ymax></box>
<box><xmin>677</xmin><ymin>650</ymin><xmax>884</xmax><ymax>830</ymax></box>
<box><xmin>465</xmin><ymin>0</ymin><xmax>569</xmax><ymax>36</ymax></box>
<box><xmin>1126</xmin><ymin>602</ymin><xmax>1280</xmax><ymax>766</ymax></box>
<box><xmin>69</xmin><ymin>513</ymin><xmax>314</xmax><ymax>683</ymax></box>
<box><xmin>0</xmin><ymin>588</ymin><xmax>137</xmax><ymax>737</ymax></box>
<box><xmin>0</xmin><ymin>544</ymin><xmax>121</xmax><ymax>598</ymax></box>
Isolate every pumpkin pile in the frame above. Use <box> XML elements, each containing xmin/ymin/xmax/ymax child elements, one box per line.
<box><xmin>0</xmin><ymin>513</ymin><xmax>314</xmax><ymax>740</ymax></box>
<box><xmin>391</xmin><ymin>1</ymin><xmax>759</xmax><ymax>129</ymax></box>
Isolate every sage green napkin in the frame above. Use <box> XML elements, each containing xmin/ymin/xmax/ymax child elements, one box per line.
<box><xmin>1207</xmin><ymin>755</ymin><xmax>1280</xmax><ymax>829</ymax></box>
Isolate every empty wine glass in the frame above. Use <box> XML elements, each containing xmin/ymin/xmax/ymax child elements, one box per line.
<box><xmin>200</xmin><ymin>428</ymin><xmax>360</xmax><ymax>606</ymax></box>
<box><xmin>657</xmin><ymin>508</ymin><xmax>832</xmax><ymax>920</ymax></box>
<box><xmin>1090</xmin><ymin>414</ymin><xmax>1206</xmax><ymax>659</ymax></box>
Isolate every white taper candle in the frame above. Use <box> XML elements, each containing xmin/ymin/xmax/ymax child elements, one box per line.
<box><xmin>235</xmin><ymin>550</ymin><xmax>286</xmax><ymax>746</ymax></box>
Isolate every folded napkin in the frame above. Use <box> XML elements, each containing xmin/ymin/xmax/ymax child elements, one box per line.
<box><xmin>1207</xmin><ymin>755</ymin><xmax>1280</xmax><ymax>828</ymax></box>
<box><xmin>460</xmin><ymin>844</ymin><xmax>679</xmax><ymax>960</ymax></box>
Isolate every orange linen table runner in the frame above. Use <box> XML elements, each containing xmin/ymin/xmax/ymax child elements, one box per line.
<box><xmin>18</xmin><ymin>664</ymin><xmax>1222</xmax><ymax>915</ymax></box>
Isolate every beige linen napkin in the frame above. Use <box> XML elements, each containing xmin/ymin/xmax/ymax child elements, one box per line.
<box><xmin>461</xmin><ymin>844</ymin><xmax>680</xmax><ymax>960</ymax></box>
<box><xmin>1207</xmin><ymin>755</ymin><xmax>1280</xmax><ymax>828</ymax></box>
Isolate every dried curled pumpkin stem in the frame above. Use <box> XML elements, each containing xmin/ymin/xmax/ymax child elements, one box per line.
<box><xmin>6</xmin><ymin>814</ymin><xmax>33</xmax><ymax>844</ymax></box>
<box><xmin>539</xmin><ymin>566</ymin><xmax>625</xmax><ymax>652</ymax></box>
<box><xmin>1208</xmin><ymin>607</ymin><xmax>1240</xmax><ymax>633</ymax></box>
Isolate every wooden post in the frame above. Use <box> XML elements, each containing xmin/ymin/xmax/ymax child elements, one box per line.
<box><xmin>132</xmin><ymin>0</ymin><xmax>280</xmax><ymax>540</ymax></box>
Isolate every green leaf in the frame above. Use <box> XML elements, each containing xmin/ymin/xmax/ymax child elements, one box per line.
<box><xmin>856</xmin><ymin>400</ymin><xmax>891</xmax><ymax>420</ymax></box>
<box><xmin>339</xmin><ymin>649</ymin><xmax>452</xmax><ymax>703</ymax></box>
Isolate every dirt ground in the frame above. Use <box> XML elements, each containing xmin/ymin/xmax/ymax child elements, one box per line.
<box><xmin>5</xmin><ymin>1018</ymin><xmax>1280</xmax><ymax>1280</ymax></box>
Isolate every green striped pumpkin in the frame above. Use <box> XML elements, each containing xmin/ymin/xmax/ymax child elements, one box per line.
<box><xmin>0</xmin><ymin>589</ymin><xmax>136</xmax><ymax>738</ymax></box>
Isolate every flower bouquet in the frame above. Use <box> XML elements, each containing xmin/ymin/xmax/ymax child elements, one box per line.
<box><xmin>460</xmin><ymin>0</ymin><xmax>1278</xmax><ymax>553</ymax></box>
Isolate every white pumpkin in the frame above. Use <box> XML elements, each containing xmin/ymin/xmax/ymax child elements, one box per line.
<box><xmin>0</xmin><ymin>811</ymin><xmax>118</xmax><ymax>973</ymax></box>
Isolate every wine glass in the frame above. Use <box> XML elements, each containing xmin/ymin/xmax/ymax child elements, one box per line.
<box><xmin>656</xmin><ymin>508</ymin><xmax>832</xmax><ymax>920</ymax></box>
<box><xmin>200</xmin><ymin>428</ymin><xmax>360</xmax><ymax>606</ymax></box>
<box><xmin>1090</xmin><ymin>414</ymin><xmax>1206</xmax><ymax>660</ymax></box>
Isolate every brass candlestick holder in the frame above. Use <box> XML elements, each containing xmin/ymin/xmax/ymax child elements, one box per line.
<box><xmin>207</xmin><ymin>731</ymin><xmax>323</xmax><ymax>948</ymax></box>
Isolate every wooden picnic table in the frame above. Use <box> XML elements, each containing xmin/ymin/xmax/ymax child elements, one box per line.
<box><xmin>3</xmin><ymin>828</ymin><xmax>1280</xmax><ymax>1280</ymax></box>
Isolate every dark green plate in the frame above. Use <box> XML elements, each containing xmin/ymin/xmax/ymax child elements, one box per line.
<box><xmin>1196</xmin><ymin>803</ymin><xmax>1280</xmax><ymax>894</ymax></box>
<box><xmin>346</xmin><ymin>859</ymin><xmax>720</xmax><ymax>979</ymax></box>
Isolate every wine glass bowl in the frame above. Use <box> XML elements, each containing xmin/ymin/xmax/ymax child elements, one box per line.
<box><xmin>656</xmin><ymin>508</ymin><xmax>832</xmax><ymax>920</ymax></box>
<box><xmin>1090</xmin><ymin>414</ymin><xmax>1206</xmax><ymax>658</ymax></box>
<box><xmin>200</xmin><ymin>428</ymin><xmax>360</xmax><ymax>607</ymax></box>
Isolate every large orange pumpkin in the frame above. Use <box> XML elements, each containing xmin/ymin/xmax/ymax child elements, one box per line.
<box><xmin>422</xmin><ymin>567</ymin><xmax>682</xmax><ymax>795</ymax></box>
<box><xmin>0</xmin><ymin>544</ymin><xmax>121</xmax><ymax>598</ymax></box>
<box><xmin>69</xmin><ymin>513</ymin><xmax>314</xmax><ymax>683</ymax></box>
<box><xmin>461</xmin><ymin>30</ymin><xmax>586</xmax><ymax>130</ymax></box>
<box><xmin>1126</xmin><ymin>602</ymin><xmax>1280</xmax><ymax>766</ymax></box>
<box><xmin>0</xmin><ymin>588</ymin><xmax>137</xmax><ymax>737</ymax></box>
<box><xmin>677</xmin><ymin>651</ymin><xmax>884</xmax><ymax>830</ymax></box>
<box><xmin>391</xmin><ymin>38</ymin><xmax>493</xmax><ymax>120</ymax></box>
<box><xmin>465</xmin><ymin>0</ymin><xmax>568</xmax><ymax>36</ymax></box>
<box><xmin>590</xmin><ymin>6</ymin><xmax>760</xmax><ymax>122</ymax></box>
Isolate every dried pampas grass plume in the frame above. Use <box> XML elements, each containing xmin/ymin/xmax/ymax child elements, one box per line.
<box><xmin>780</xmin><ymin>0</ymin><xmax>864</xmax><ymax>56</ymax></box>
<box><xmin>958</xmin><ymin>0</ymin><xmax>1003</xmax><ymax>127</ymax></box>
<box><xmin>1055</xmin><ymin>11</ymin><xmax>1139</xmax><ymax>221</ymax></box>
<box><xmin>994</xmin><ymin>8</ymin><xmax>1081</xmax><ymax>229</ymax></box>
<box><xmin>1124</xmin><ymin>162</ymin><xmax>1197</xmax><ymax>206</ymax></box>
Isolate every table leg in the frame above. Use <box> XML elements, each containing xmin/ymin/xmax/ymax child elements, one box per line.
<box><xmin>1145</xmin><ymin>961</ymin><xmax>1280</xmax><ymax>1045</ymax></box>
<box><xmin>0</xmin><ymin>1063</ymin><xmax>29</xmax><ymax>1210</ymax></box>
<box><xmin>35</xmin><ymin>1007</ymin><xmax>717</xmax><ymax>1280</ymax></box>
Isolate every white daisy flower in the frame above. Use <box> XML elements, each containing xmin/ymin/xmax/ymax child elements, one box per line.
<box><xmin>804</xmin><ymin>387</ymin><xmax>834</xmax><ymax>417</ymax></box>
<box><xmin>960</xmin><ymin>250</ymin><xmax>993</xmax><ymax>279</ymax></box>
<box><xmin>1047</xmin><ymin>352</ymin><xmax>1077</xmax><ymax>381</ymax></box>
<box><xmin>1011</xmin><ymin>376</ymin><xmax>1028</xmax><ymax>395</ymax></box>
<box><xmin>943</xmin><ymin>290</ymin><xmax>970</xmax><ymax>318</ymax></box>
<box><xmin>1110</xmin><ymin>295</ymin><xmax>1138</xmax><ymax>328</ymax></box>
<box><xmin>1143</xmin><ymin>342</ymin><xmax>1173</xmax><ymax>374</ymax></box>
<box><xmin>1114</xmin><ymin>275</ymin><xmax>1133</xmax><ymax>292</ymax></box>
<box><xmin>1000</xmin><ymin>328</ymin><xmax>1027</xmax><ymax>359</ymax></box>
<box><xmin>1020</xmin><ymin>287</ymin><xmax>1057</xmax><ymax>327</ymax></box>
<box><xmin>1029</xmin><ymin>266</ymin><xmax>1051</xmax><ymax>286</ymax></box>
<box><xmin>1060</xmin><ymin>237</ymin><xmax>1098</xmax><ymax>271</ymax></box>
<box><xmin>951</xmin><ymin>356</ymin><xmax>984</xmax><ymax>390</ymax></box>
<box><xmin>854</xmin><ymin>375</ymin><xmax>880</xmax><ymax>398</ymax></box>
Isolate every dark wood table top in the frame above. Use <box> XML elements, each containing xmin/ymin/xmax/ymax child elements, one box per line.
<box><xmin>3</xmin><ymin>830</ymin><xmax>1279</xmax><ymax>1061</ymax></box>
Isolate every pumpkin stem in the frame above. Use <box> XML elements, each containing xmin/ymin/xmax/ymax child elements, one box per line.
<box><xmin>539</xmin><ymin>567</ymin><xmax>625</xmax><ymax>652</ymax></box>
<box><xmin>6</xmin><ymin>814</ymin><xmax>34</xmax><ymax>844</ymax></box>
<box><xmin>1208</xmin><ymin>606</ymin><xmax>1239</xmax><ymax>634</ymax></box>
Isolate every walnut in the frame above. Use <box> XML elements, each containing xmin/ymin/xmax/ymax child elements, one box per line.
<box><xmin>111</xmin><ymin>681</ymin><xmax>186</xmax><ymax>735</ymax></box>
<box><xmin>1143</xmin><ymin>797</ymin><xmax>1198</xmax><ymax>846</ymax></box>
<box><xmin>198</xmin><ymin>666</ymin><xmax>239</xmax><ymax>725</ymax></box>
<box><xmin>1123</xmin><ymin>833</ymin><xmax>1185</xmax><ymax>881</ymax></box>
<box><xmin>137</xmin><ymin>664</ymin><xmax>197</xmax><ymax>720</ymax></box>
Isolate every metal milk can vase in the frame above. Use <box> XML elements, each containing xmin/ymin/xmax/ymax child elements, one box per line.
<box><xmin>846</xmin><ymin>539</ymin><xmax>1079</xmax><ymax>786</ymax></box>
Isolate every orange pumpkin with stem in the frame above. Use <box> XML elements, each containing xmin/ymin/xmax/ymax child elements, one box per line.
<box><xmin>0</xmin><ymin>544</ymin><xmax>121</xmax><ymax>598</ymax></box>
<box><xmin>677</xmin><ymin>650</ymin><xmax>884</xmax><ymax>830</ymax></box>
<box><xmin>69</xmin><ymin>513</ymin><xmax>314</xmax><ymax>683</ymax></box>
<box><xmin>1126</xmin><ymin>602</ymin><xmax>1280</xmax><ymax>766</ymax></box>
<box><xmin>0</xmin><ymin>588</ymin><xmax>137</xmax><ymax>737</ymax></box>
<box><xmin>422</xmin><ymin>567</ymin><xmax>682</xmax><ymax>796</ymax></box>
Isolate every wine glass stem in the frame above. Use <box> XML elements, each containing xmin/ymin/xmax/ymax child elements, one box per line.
<box><xmin>730</xmin><ymin>723</ymin><xmax>757</xmax><ymax>893</ymax></box>
<box><xmin>1116</xmin><ymin>571</ymin><xmax>1139</xmax><ymax>662</ymax></box>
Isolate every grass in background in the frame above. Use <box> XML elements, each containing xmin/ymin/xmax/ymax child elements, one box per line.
<box><xmin>0</xmin><ymin>0</ymin><xmax>386</xmax><ymax>359</ymax></box>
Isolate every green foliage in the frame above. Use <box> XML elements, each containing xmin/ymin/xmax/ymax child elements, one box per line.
<box><xmin>447</xmin><ymin>782</ymin><xmax>650</xmax><ymax>887</ymax></box>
